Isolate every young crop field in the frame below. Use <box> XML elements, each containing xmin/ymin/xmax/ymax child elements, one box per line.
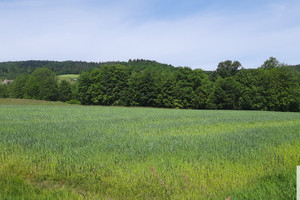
<box><xmin>0</xmin><ymin>99</ymin><xmax>299</xmax><ymax>199</ymax></box>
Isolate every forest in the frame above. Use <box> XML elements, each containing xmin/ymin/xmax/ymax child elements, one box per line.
<box><xmin>0</xmin><ymin>59</ymin><xmax>175</xmax><ymax>79</ymax></box>
<box><xmin>0</xmin><ymin>57</ymin><xmax>299</xmax><ymax>112</ymax></box>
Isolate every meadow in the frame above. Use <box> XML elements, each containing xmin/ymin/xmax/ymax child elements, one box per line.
<box><xmin>57</xmin><ymin>74</ymin><xmax>79</xmax><ymax>83</ymax></box>
<box><xmin>0</xmin><ymin>99</ymin><xmax>299</xmax><ymax>199</ymax></box>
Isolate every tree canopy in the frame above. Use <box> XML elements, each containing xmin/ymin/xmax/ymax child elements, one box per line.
<box><xmin>1</xmin><ymin>57</ymin><xmax>299</xmax><ymax>112</ymax></box>
<box><xmin>24</xmin><ymin>68</ymin><xmax>58</xmax><ymax>101</ymax></box>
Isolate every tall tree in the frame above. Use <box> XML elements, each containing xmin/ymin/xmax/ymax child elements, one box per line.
<box><xmin>8</xmin><ymin>74</ymin><xmax>29</xmax><ymax>98</ymax></box>
<box><xmin>170</xmin><ymin>67</ymin><xmax>211</xmax><ymax>109</ymax></box>
<box><xmin>77</xmin><ymin>71</ymin><xmax>92</xmax><ymax>105</ymax></box>
<box><xmin>156</xmin><ymin>72</ymin><xmax>177</xmax><ymax>108</ymax></box>
<box><xmin>263</xmin><ymin>67</ymin><xmax>300</xmax><ymax>111</ymax></box>
<box><xmin>216</xmin><ymin>60</ymin><xmax>242</xmax><ymax>78</ymax></box>
<box><xmin>260</xmin><ymin>57</ymin><xmax>282</xmax><ymax>69</ymax></box>
<box><xmin>234</xmin><ymin>69</ymin><xmax>266</xmax><ymax>110</ymax></box>
<box><xmin>24</xmin><ymin>68</ymin><xmax>58</xmax><ymax>101</ymax></box>
<box><xmin>58</xmin><ymin>80</ymin><xmax>73</xmax><ymax>102</ymax></box>
<box><xmin>88</xmin><ymin>65</ymin><xmax>130</xmax><ymax>106</ymax></box>
<box><xmin>127</xmin><ymin>70</ymin><xmax>159</xmax><ymax>107</ymax></box>
<box><xmin>210</xmin><ymin>77</ymin><xmax>242</xmax><ymax>109</ymax></box>
<box><xmin>0</xmin><ymin>84</ymin><xmax>8</xmax><ymax>98</ymax></box>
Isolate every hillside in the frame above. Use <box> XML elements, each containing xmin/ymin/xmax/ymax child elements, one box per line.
<box><xmin>289</xmin><ymin>64</ymin><xmax>300</xmax><ymax>71</ymax></box>
<box><xmin>0</xmin><ymin>59</ymin><xmax>176</xmax><ymax>79</ymax></box>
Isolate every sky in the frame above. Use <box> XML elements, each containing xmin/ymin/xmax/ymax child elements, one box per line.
<box><xmin>0</xmin><ymin>0</ymin><xmax>299</xmax><ymax>70</ymax></box>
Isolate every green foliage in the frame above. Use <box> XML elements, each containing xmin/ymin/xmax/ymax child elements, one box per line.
<box><xmin>210</xmin><ymin>77</ymin><xmax>241</xmax><ymax>109</ymax></box>
<box><xmin>288</xmin><ymin>64</ymin><xmax>300</xmax><ymax>72</ymax></box>
<box><xmin>0</xmin><ymin>60</ymin><xmax>100</xmax><ymax>79</ymax></box>
<box><xmin>58</xmin><ymin>80</ymin><xmax>73</xmax><ymax>102</ymax></box>
<box><xmin>127</xmin><ymin>70</ymin><xmax>160</xmax><ymax>106</ymax></box>
<box><xmin>0</xmin><ymin>59</ymin><xmax>177</xmax><ymax>80</ymax></box>
<box><xmin>235</xmin><ymin>67</ymin><xmax>300</xmax><ymax>111</ymax></box>
<box><xmin>128</xmin><ymin>59</ymin><xmax>176</xmax><ymax>73</ymax></box>
<box><xmin>2</xmin><ymin>57</ymin><xmax>299</xmax><ymax>112</ymax></box>
<box><xmin>262</xmin><ymin>67</ymin><xmax>298</xmax><ymax>111</ymax></box>
<box><xmin>24</xmin><ymin>68</ymin><xmax>58</xmax><ymax>101</ymax></box>
<box><xmin>0</xmin><ymin>84</ymin><xmax>9</xmax><ymax>98</ymax></box>
<box><xmin>156</xmin><ymin>73</ymin><xmax>177</xmax><ymax>108</ymax></box>
<box><xmin>260</xmin><ymin>57</ymin><xmax>283</xmax><ymax>69</ymax></box>
<box><xmin>0</xmin><ymin>105</ymin><xmax>299</xmax><ymax>199</ymax></box>
<box><xmin>216</xmin><ymin>60</ymin><xmax>242</xmax><ymax>78</ymax></box>
<box><xmin>89</xmin><ymin>65</ymin><xmax>130</xmax><ymax>105</ymax></box>
<box><xmin>8</xmin><ymin>74</ymin><xmax>29</xmax><ymax>98</ymax></box>
<box><xmin>170</xmin><ymin>67</ymin><xmax>210</xmax><ymax>109</ymax></box>
<box><xmin>75</xmin><ymin>58</ymin><xmax>300</xmax><ymax>112</ymax></box>
<box><xmin>235</xmin><ymin>69</ymin><xmax>266</xmax><ymax>110</ymax></box>
<box><xmin>77</xmin><ymin>71</ymin><xmax>92</xmax><ymax>105</ymax></box>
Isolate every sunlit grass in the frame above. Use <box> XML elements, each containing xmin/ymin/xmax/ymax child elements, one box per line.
<box><xmin>57</xmin><ymin>74</ymin><xmax>79</xmax><ymax>83</ymax></box>
<box><xmin>0</xmin><ymin>101</ymin><xmax>299</xmax><ymax>199</ymax></box>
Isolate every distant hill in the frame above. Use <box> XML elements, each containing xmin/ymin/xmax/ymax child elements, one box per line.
<box><xmin>0</xmin><ymin>60</ymin><xmax>100</xmax><ymax>79</ymax></box>
<box><xmin>0</xmin><ymin>59</ymin><xmax>176</xmax><ymax>79</ymax></box>
<box><xmin>127</xmin><ymin>59</ymin><xmax>176</xmax><ymax>72</ymax></box>
<box><xmin>288</xmin><ymin>64</ymin><xmax>300</xmax><ymax>71</ymax></box>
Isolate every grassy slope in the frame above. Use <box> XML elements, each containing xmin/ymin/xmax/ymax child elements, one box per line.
<box><xmin>57</xmin><ymin>74</ymin><xmax>79</xmax><ymax>83</ymax></box>
<box><xmin>0</xmin><ymin>100</ymin><xmax>299</xmax><ymax>199</ymax></box>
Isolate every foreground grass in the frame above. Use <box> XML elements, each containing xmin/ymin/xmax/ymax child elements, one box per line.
<box><xmin>0</xmin><ymin>99</ymin><xmax>299</xmax><ymax>199</ymax></box>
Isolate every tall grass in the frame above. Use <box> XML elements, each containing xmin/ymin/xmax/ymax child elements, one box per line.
<box><xmin>0</xmin><ymin>100</ymin><xmax>299</xmax><ymax>199</ymax></box>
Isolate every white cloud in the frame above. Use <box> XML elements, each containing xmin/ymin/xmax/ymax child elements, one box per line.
<box><xmin>0</xmin><ymin>0</ymin><xmax>299</xmax><ymax>70</ymax></box>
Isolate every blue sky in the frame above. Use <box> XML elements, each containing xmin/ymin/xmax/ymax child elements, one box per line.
<box><xmin>0</xmin><ymin>0</ymin><xmax>299</xmax><ymax>70</ymax></box>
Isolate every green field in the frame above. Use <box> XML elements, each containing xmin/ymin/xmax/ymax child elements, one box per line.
<box><xmin>0</xmin><ymin>99</ymin><xmax>299</xmax><ymax>199</ymax></box>
<box><xmin>57</xmin><ymin>74</ymin><xmax>79</xmax><ymax>83</ymax></box>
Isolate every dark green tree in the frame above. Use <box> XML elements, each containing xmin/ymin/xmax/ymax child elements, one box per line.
<box><xmin>172</xmin><ymin>67</ymin><xmax>197</xmax><ymax>109</ymax></box>
<box><xmin>210</xmin><ymin>77</ymin><xmax>242</xmax><ymax>109</ymax></box>
<box><xmin>216</xmin><ymin>60</ymin><xmax>242</xmax><ymax>78</ymax></box>
<box><xmin>156</xmin><ymin>73</ymin><xmax>177</xmax><ymax>108</ymax></box>
<box><xmin>58</xmin><ymin>80</ymin><xmax>73</xmax><ymax>102</ymax></box>
<box><xmin>77</xmin><ymin>71</ymin><xmax>92</xmax><ymax>105</ymax></box>
<box><xmin>192</xmin><ymin>69</ymin><xmax>212</xmax><ymax>109</ymax></box>
<box><xmin>0</xmin><ymin>84</ymin><xmax>9</xmax><ymax>98</ymax></box>
<box><xmin>262</xmin><ymin>67</ymin><xmax>300</xmax><ymax>111</ymax></box>
<box><xmin>24</xmin><ymin>68</ymin><xmax>58</xmax><ymax>101</ymax></box>
<box><xmin>260</xmin><ymin>57</ymin><xmax>282</xmax><ymax>69</ymax></box>
<box><xmin>127</xmin><ymin>70</ymin><xmax>159</xmax><ymax>107</ymax></box>
<box><xmin>88</xmin><ymin>65</ymin><xmax>130</xmax><ymax>106</ymax></box>
<box><xmin>234</xmin><ymin>69</ymin><xmax>267</xmax><ymax>110</ymax></box>
<box><xmin>8</xmin><ymin>74</ymin><xmax>29</xmax><ymax>98</ymax></box>
<box><xmin>176</xmin><ymin>67</ymin><xmax>212</xmax><ymax>109</ymax></box>
<box><xmin>235</xmin><ymin>67</ymin><xmax>300</xmax><ymax>111</ymax></box>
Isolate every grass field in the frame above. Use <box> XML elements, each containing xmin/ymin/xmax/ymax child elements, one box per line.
<box><xmin>57</xmin><ymin>74</ymin><xmax>79</xmax><ymax>83</ymax></box>
<box><xmin>0</xmin><ymin>99</ymin><xmax>299</xmax><ymax>199</ymax></box>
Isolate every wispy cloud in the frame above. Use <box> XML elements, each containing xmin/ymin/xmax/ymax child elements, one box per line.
<box><xmin>0</xmin><ymin>0</ymin><xmax>299</xmax><ymax>70</ymax></box>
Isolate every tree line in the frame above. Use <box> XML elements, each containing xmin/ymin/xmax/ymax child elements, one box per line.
<box><xmin>0</xmin><ymin>59</ymin><xmax>175</xmax><ymax>80</ymax></box>
<box><xmin>0</xmin><ymin>57</ymin><xmax>299</xmax><ymax>111</ymax></box>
